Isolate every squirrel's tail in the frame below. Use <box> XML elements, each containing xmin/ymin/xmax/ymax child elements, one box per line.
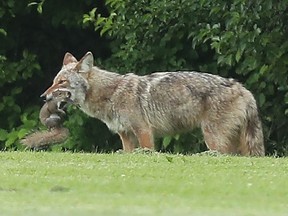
<box><xmin>21</xmin><ymin>128</ymin><xmax>69</xmax><ymax>148</ymax></box>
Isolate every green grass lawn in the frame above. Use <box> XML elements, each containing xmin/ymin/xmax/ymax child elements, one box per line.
<box><xmin>0</xmin><ymin>151</ymin><xmax>287</xmax><ymax>216</ymax></box>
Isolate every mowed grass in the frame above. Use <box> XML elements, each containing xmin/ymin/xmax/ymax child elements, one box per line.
<box><xmin>0</xmin><ymin>152</ymin><xmax>287</xmax><ymax>216</ymax></box>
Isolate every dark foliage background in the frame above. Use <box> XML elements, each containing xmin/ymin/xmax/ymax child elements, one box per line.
<box><xmin>0</xmin><ymin>0</ymin><xmax>287</xmax><ymax>155</ymax></box>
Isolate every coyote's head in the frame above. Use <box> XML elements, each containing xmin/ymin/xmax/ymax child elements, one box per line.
<box><xmin>41</xmin><ymin>52</ymin><xmax>93</xmax><ymax>105</ymax></box>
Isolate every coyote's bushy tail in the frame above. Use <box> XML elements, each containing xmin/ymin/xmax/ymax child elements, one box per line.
<box><xmin>239</xmin><ymin>97</ymin><xmax>265</xmax><ymax>156</ymax></box>
<box><xmin>21</xmin><ymin>128</ymin><xmax>69</xmax><ymax>148</ymax></box>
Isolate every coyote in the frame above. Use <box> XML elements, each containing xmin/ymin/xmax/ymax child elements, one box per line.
<box><xmin>41</xmin><ymin>52</ymin><xmax>265</xmax><ymax>156</ymax></box>
<box><xmin>21</xmin><ymin>90</ymin><xmax>71</xmax><ymax>148</ymax></box>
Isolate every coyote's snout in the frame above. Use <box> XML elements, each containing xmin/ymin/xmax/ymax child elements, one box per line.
<box><xmin>42</xmin><ymin>51</ymin><xmax>265</xmax><ymax>156</ymax></box>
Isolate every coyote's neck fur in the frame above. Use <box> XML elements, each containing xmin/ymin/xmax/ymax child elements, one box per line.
<box><xmin>81</xmin><ymin>67</ymin><xmax>126</xmax><ymax>131</ymax></box>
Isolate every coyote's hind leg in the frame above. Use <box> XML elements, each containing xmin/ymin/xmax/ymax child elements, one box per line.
<box><xmin>201</xmin><ymin>122</ymin><xmax>239</xmax><ymax>155</ymax></box>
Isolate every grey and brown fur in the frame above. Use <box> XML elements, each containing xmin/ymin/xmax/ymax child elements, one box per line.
<box><xmin>21</xmin><ymin>90</ymin><xmax>71</xmax><ymax>148</ymax></box>
<box><xmin>41</xmin><ymin>52</ymin><xmax>265</xmax><ymax>156</ymax></box>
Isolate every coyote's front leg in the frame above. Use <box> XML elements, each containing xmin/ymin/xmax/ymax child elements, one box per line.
<box><xmin>118</xmin><ymin>132</ymin><xmax>136</xmax><ymax>152</ymax></box>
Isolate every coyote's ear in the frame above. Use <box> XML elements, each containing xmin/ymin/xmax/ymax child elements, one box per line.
<box><xmin>76</xmin><ymin>52</ymin><xmax>94</xmax><ymax>73</ymax></box>
<box><xmin>63</xmin><ymin>52</ymin><xmax>78</xmax><ymax>65</ymax></box>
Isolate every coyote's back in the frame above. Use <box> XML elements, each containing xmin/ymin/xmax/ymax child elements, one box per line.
<box><xmin>42</xmin><ymin>52</ymin><xmax>265</xmax><ymax>156</ymax></box>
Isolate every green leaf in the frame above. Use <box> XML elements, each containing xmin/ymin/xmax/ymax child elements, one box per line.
<box><xmin>247</xmin><ymin>73</ymin><xmax>259</xmax><ymax>85</ymax></box>
<box><xmin>0</xmin><ymin>129</ymin><xmax>8</xmax><ymax>141</ymax></box>
<box><xmin>259</xmin><ymin>82</ymin><xmax>266</xmax><ymax>89</ymax></box>
<box><xmin>235</xmin><ymin>50</ymin><xmax>241</xmax><ymax>62</ymax></box>
<box><xmin>96</xmin><ymin>17</ymin><xmax>106</xmax><ymax>26</ymax></box>
<box><xmin>27</xmin><ymin>2</ymin><xmax>38</xmax><ymax>7</ymax></box>
<box><xmin>5</xmin><ymin>131</ymin><xmax>18</xmax><ymax>147</ymax></box>
<box><xmin>211</xmin><ymin>41</ymin><xmax>220</xmax><ymax>54</ymax></box>
<box><xmin>174</xmin><ymin>134</ymin><xmax>180</xmax><ymax>141</ymax></box>
<box><xmin>11</xmin><ymin>87</ymin><xmax>23</xmax><ymax>95</ymax></box>
<box><xmin>209</xmin><ymin>7</ymin><xmax>221</xmax><ymax>16</ymax></box>
<box><xmin>28</xmin><ymin>1</ymin><xmax>44</xmax><ymax>14</ymax></box>
<box><xmin>211</xmin><ymin>36</ymin><xmax>220</xmax><ymax>41</ymax></box>
<box><xmin>258</xmin><ymin>93</ymin><xmax>266</xmax><ymax>107</ymax></box>
<box><xmin>37</xmin><ymin>4</ymin><xmax>43</xmax><ymax>14</ymax></box>
<box><xmin>236</xmin><ymin>43</ymin><xmax>247</xmax><ymax>63</ymax></box>
<box><xmin>0</xmin><ymin>28</ymin><xmax>7</xmax><ymax>36</ymax></box>
<box><xmin>259</xmin><ymin>65</ymin><xmax>269</xmax><ymax>75</ymax></box>
<box><xmin>226</xmin><ymin>54</ymin><xmax>233</xmax><ymax>66</ymax></box>
<box><xmin>7</xmin><ymin>0</ymin><xmax>15</xmax><ymax>7</ymax></box>
<box><xmin>18</xmin><ymin>128</ymin><xmax>30</xmax><ymax>139</ymax></box>
<box><xmin>163</xmin><ymin>136</ymin><xmax>172</xmax><ymax>148</ymax></box>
